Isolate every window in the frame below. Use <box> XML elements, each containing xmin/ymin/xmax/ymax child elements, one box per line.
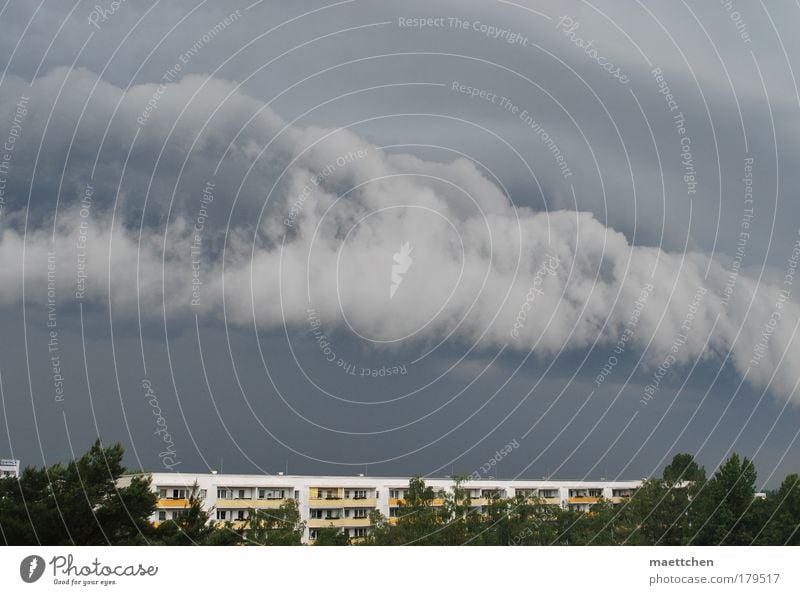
<box><xmin>171</xmin><ymin>488</ymin><xmax>186</xmax><ymax>499</ymax></box>
<box><xmin>588</xmin><ymin>489</ymin><xmax>603</xmax><ymax>498</ymax></box>
<box><xmin>217</xmin><ymin>488</ymin><xmax>228</xmax><ymax>499</ymax></box>
<box><xmin>353</xmin><ymin>509</ymin><xmax>368</xmax><ymax>519</ymax></box>
<box><xmin>237</xmin><ymin>510</ymin><xmax>245</xmax><ymax>520</ymax></box>
<box><xmin>353</xmin><ymin>528</ymin><xmax>366</xmax><ymax>538</ymax></box>
<box><xmin>390</xmin><ymin>489</ymin><xmax>403</xmax><ymax>499</ymax></box>
<box><xmin>344</xmin><ymin>509</ymin><xmax>350</xmax><ymax>518</ymax></box>
<box><xmin>238</xmin><ymin>489</ymin><xmax>246</xmax><ymax>499</ymax></box>
<box><xmin>353</xmin><ymin>490</ymin><xmax>367</xmax><ymax>500</ymax></box>
<box><xmin>158</xmin><ymin>489</ymin><xmax>167</xmax><ymax>498</ymax></box>
<box><xmin>294</xmin><ymin>490</ymin><xmax>299</xmax><ymax>500</ymax></box>
<box><xmin>158</xmin><ymin>511</ymin><xmax>166</xmax><ymax>521</ymax></box>
<box><xmin>310</xmin><ymin>510</ymin><xmax>323</xmax><ymax>519</ymax></box>
<box><xmin>539</xmin><ymin>489</ymin><xmax>558</xmax><ymax>498</ymax></box>
<box><xmin>216</xmin><ymin>510</ymin><xmax>227</xmax><ymax>520</ymax></box>
<box><xmin>309</xmin><ymin>529</ymin><xmax>318</xmax><ymax>540</ymax></box>
<box><xmin>259</xmin><ymin>489</ymin><xmax>285</xmax><ymax>499</ymax></box>
<box><xmin>389</xmin><ymin>508</ymin><xmax>400</xmax><ymax>518</ymax></box>
<box><xmin>199</xmin><ymin>489</ymin><xmax>207</xmax><ymax>499</ymax></box>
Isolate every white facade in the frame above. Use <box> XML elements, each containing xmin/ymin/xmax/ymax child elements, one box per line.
<box><xmin>127</xmin><ymin>472</ymin><xmax>642</xmax><ymax>542</ymax></box>
<box><xmin>0</xmin><ymin>458</ymin><xmax>20</xmax><ymax>478</ymax></box>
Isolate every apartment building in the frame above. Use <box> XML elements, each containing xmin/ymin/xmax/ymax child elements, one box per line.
<box><xmin>122</xmin><ymin>472</ymin><xmax>642</xmax><ymax>543</ymax></box>
<box><xmin>0</xmin><ymin>458</ymin><xmax>20</xmax><ymax>478</ymax></box>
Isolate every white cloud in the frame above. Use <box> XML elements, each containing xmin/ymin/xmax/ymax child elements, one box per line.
<box><xmin>2</xmin><ymin>68</ymin><xmax>798</xmax><ymax>404</ymax></box>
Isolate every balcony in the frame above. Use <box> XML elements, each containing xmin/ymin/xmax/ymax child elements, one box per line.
<box><xmin>215</xmin><ymin>498</ymin><xmax>288</xmax><ymax>509</ymax></box>
<box><xmin>156</xmin><ymin>498</ymin><xmax>190</xmax><ymax>509</ymax></box>
<box><xmin>250</xmin><ymin>498</ymin><xmax>290</xmax><ymax>508</ymax></box>
<box><xmin>308</xmin><ymin>517</ymin><xmax>371</xmax><ymax>528</ymax></box>
<box><xmin>568</xmin><ymin>497</ymin><xmax>600</xmax><ymax>504</ymax></box>
<box><xmin>214</xmin><ymin>519</ymin><xmax>247</xmax><ymax>529</ymax></box>
<box><xmin>309</xmin><ymin>497</ymin><xmax>377</xmax><ymax>508</ymax></box>
<box><xmin>388</xmin><ymin>498</ymin><xmax>446</xmax><ymax>507</ymax></box>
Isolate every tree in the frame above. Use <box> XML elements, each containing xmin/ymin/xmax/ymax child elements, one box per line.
<box><xmin>0</xmin><ymin>439</ymin><xmax>156</xmax><ymax>545</ymax></box>
<box><xmin>755</xmin><ymin>474</ymin><xmax>800</xmax><ymax>545</ymax></box>
<box><xmin>313</xmin><ymin>525</ymin><xmax>349</xmax><ymax>545</ymax></box>
<box><xmin>377</xmin><ymin>476</ymin><xmax>446</xmax><ymax>545</ymax></box>
<box><xmin>663</xmin><ymin>453</ymin><xmax>706</xmax><ymax>485</ymax></box>
<box><xmin>621</xmin><ymin>479</ymin><xmax>689</xmax><ymax>545</ymax></box>
<box><xmin>690</xmin><ymin>453</ymin><xmax>757</xmax><ymax>545</ymax></box>
<box><xmin>153</xmin><ymin>483</ymin><xmax>239</xmax><ymax>545</ymax></box>
<box><xmin>245</xmin><ymin>499</ymin><xmax>304</xmax><ymax>545</ymax></box>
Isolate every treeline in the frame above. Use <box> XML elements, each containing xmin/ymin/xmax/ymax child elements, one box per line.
<box><xmin>1</xmin><ymin>440</ymin><xmax>798</xmax><ymax>545</ymax></box>
<box><xmin>0</xmin><ymin>440</ymin><xmax>302</xmax><ymax>546</ymax></box>
<box><xmin>367</xmin><ymin>454</ymin><xmax>800</xmax><ymax>545</ymax></box>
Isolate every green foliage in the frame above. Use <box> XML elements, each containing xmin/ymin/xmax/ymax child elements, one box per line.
<box><xmin>313</xmin><ymin>525</ymin><xmax>350</xmax><ymax>546</ymax></box>
<box><xmin>663</xmin><ymin>453</ymin><xmax>706</xmax><ymax>485</ymax></box>
<box><xmin>152</xmin><ymin>483</ymin><xmax>239</xmax><ymax>545</ymax></box>
<box><xmin>363</xmin><ymin>454</ymin><xmax>800</xmax><ymax>546</ymax></box>
<box><xmin>0</xmin><ymin>439</ymin><xmax>156</xmax><ymax>545</ymax></box>
<box><xmin>244</xmin><ymin>499</ymin><xmax>304</xmax><ymax>545</ymax></box>
<box><xmin>689</xmin><ymin>453</ymin><xmax>757</xmax><ymax>545</ymax></box>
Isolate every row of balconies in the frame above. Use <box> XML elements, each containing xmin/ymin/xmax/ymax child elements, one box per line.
<box><xmin>308</xmin><ymin>497</ymin><xmax>377</xmax><ymax>507</ymax></box>
<box><xmin>155</xmin><ymin>488</ymin><xmax>636</xmax><ymax>512</ymax></box>
<box><xmin>307</xmin><ymin>517</ymin><xmax>372</xmax><ymax>528</ymax></box>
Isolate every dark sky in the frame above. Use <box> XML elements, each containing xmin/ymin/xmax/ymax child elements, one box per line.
<box><xmin>0</xmin><ymin>0</ymin><xmax>799</xmax><ymax>488</ymax></box>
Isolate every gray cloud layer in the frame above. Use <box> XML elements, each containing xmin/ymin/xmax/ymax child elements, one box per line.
<box><xmin>2</xmin><ymin>68</ymin><xmax>799</xmax><ymax>406</ymax></box>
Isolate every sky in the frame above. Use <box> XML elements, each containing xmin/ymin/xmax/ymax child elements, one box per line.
<box><xmin>0</xmin><ymin>0</ymin><xmax>799</xmax><ymax>488</ymax></box>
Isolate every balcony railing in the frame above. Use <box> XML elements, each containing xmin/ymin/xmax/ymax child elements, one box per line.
<box><xmin>156</xmin><ymin>498</ymin><xmax>190</xmax><ymax>508</ymax></box>
<box><xmin>308</xmin><ymin>517</ymin><xmax>371</xmax><ymax>528</ymax></box>
<box><xmin>215</xmin><ymin>498</ymin><xmax>288</xmax><ymax>509</ymax></box>
<box><xmin>309</xmin><ymin>497</ymin><xmax>377</xmax><ymax>508</ymax></box>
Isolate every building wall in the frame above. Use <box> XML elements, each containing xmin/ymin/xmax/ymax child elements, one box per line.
<box><xmin>0</xmin><ymin>458</ymin><xmax>20</xmax><ymax>479</ymax></box>
<box><xmin>127</xmin><ymin>473</ymin><xmax>642</xmax><ymax>543</ymax></box>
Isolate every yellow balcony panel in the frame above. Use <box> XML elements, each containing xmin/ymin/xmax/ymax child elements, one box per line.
<box><xmin>569</xmin><ymin>497</ymin><xmax>600</xmax><ymax>504</ymax></box>
<box><xmin>308</xmin><ymin>498</ymin><xmax>343</xmax><ymax>507</ymax></box>
<box><xmin>339</xmin><ymin>498</ymin><xmax>377</xmax><ymax>508</ymax></box>
<box><xmin>308</xmin><ymin>517</ymin><xmax>371</xmax><ymax>528</ymax></box>
<box><xmin>543</xmin><ymin>497</ymin><xmax>561</xmax><ymax>505</ymax></box>
<box><xmin>388</xmin><ymin>498</ymin><xmax>445</xmax><ymax>507</ymax></box>
<box><xmin>250</xmin><ymin>499</ymin><xmax>289</xmax><ymax>508</ymax></box>
<box><xmin>213</xmin><ymin>520</ymin><xmax>247</xmax><ymax>529</ymax></box>
<box><xmin>216</xmin><ymin>498</ymin><xmax>288</xmax><ymax>509</ymax></box>
<box><xmin>309</xmin><ymin>488</ymin><xmax>344</xmax><ymax>498</ymax></box>
<box><xmin>156</xmin><ymin>498</ymin><xmax>190</xmax><ymax>509</ymax></box>
<box><xmin>308</xmin><ymin>497</ymin><xmax>376</xmax><ymax>507</ymax></box>
<box><xmin>215</xmin><ymin>498</ymin><xmax>250</xmax><ymax>508</ymax></box>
